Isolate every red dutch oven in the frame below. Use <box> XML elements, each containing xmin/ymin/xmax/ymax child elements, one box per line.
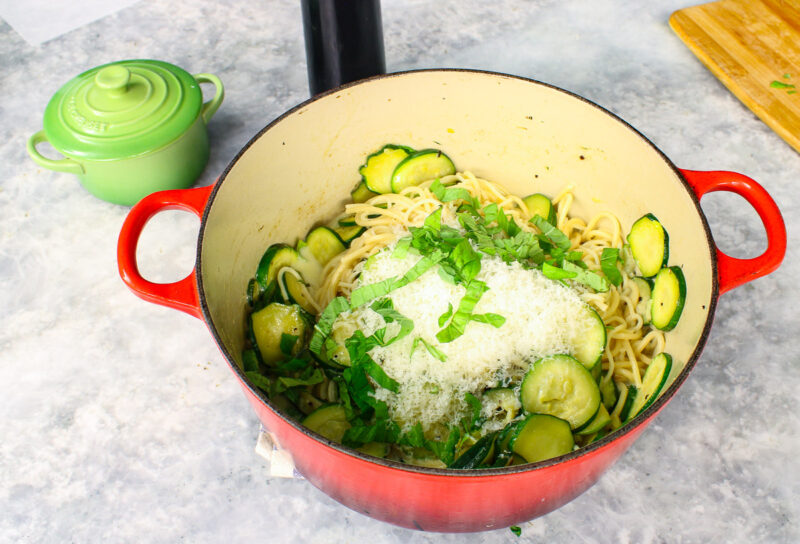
<box><xmin>117</xmin><ymin>70</ymin><xmax>785</xmax><ymax>532</ymax></box>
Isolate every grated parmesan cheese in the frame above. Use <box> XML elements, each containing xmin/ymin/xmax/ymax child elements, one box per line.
<box><xmin>349</xmin><ymin>244</ymin><xmax>598</xmax><ymax>439</ymax></box>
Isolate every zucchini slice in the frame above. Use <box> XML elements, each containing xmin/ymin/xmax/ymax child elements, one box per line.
<box><xmin>626</xmin><ymin>353</ymin><xmax>672</xmax><ymax>421</ymax></box>
<box><xmin>250</xmin><ymin>302</ymin><xmax>308</xmax><ymax>364</ymax></box>
<box><xmin>482</xmin><ymin>387</ymin><xmax>522</xmax><ymax>426</ymax></box>
<box><xmin>333</xmin><ymin>224</ymin><xmax>366</xmax><ymax>246</ymax></box>
<box><xmin>279</xmin><ymin>270</ymin><xmax>316</xmax><ymax>314</ymax></box>
<box><xmin>302</xmin><ymin>404</ymin><xmax>351</xmax><ymax>443</ymax></box>
<box><xmin>351</xmin><ymin>180</ymin><xmax>378</xmax><ymax>203</ymax></box>
<box><xmin>600</xmin><ymin>378</ymin><xmax>617</xmax><ymax>410</ymax></box>
<box><xmin>337</xmin><ymin>214</ymin><xmax>357</xmax><ymax>227</ymax></box>
<box><xmin>246</xmin><ymin>277</ymin><xmax>261</xmax><ymax>308</ymax></box>
<box><xmin>522</xmin><ymin>193</ymin><xmax>556</xmax><ymax>224</ymax></box>
<box><xmin>570</xmin><ymin>304</ymin><xmax>607</xmax><ymax>372</ymax></box>
<box><xmin>632</xmin><ymin>276</ymin><xmax>653</xmax><ymax>325</ymax></box>
<box><xmin>255</xmin><ymin>244</ymin><xmax>300</xmax><ymax>290</ymax></box>
<box><xmin>650</xmin><ymin>266</ymin><xmax>686</xmax><ymax>331</ymax></box>
<box><xmin>450</xmin><ymin>432</ymin><xmax>498</xmax><ymax>469</ymax></box>
<box><xmin>510</xmin><ymin>414</ymin><xmax>574</xmax><ymax>464</ymax></box>
<box><xmin>391</xmin><ymin>149</ymin><xmax>456</xmax><ymax>193</ymax></box>
<box><xmin>359</xmin><ymin>144</ymin><xmax>414</xmax><ymax>194</ymax></box>
<box><xmin>303</xmin><ymin>226</ymin><xmax>347</xmax><ymax>266</ymax></box>
<box><xmin>627</xmin><ymin>213</ymin><xmax>669</xmax><ymax>277</ymax></box>
<box><xmin>520</xmin><ymin>354</ymin><xmax>601</xmax><ymax>430</ymax></box>
<box><xmin>615</xmin><ymin>383</ymin><xmax>636</xmax><ymax>425</ymax></box>
<box><xmin>576</xmin><ymin>403</ymin><xmax>611</xmax><ymax>435</ymax></box>
<box><xmin>356</xmin><ymin>441</ymin><xmax>389</xmax><ymax>458</ymax></box>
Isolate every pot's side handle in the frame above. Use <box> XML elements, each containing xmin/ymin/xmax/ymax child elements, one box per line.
<box><xmin>681</xmin><ymin>169</ymin><xmax>786</xmax><ymax>295</ymax></box>
<box><xmin>117</xmin><ymin>185</ymin><xmax>214</xmax><ymax>319</ymax></box>
<box><xmin>27</xmin><ymin>130</ymin><xmax>84</xmax><ymax>175</ymax></box>
<box><xmin>194</xmin><ymin>73</ymin><xmax>225</xmax><ymax>124</ymax></box>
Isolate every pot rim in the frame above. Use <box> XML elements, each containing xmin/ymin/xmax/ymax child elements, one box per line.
<box><xmin>197</xmin><ymin>68</ymin><xmax>719</xmax><ymax>477</ymax></box>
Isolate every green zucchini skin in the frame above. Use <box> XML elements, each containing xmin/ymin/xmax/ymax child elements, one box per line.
<box><xmin>240</xmin><ymin>144</ymin><xmax>692</xmax><ymax>471</ymax></box>
<box><xmin>616</xmin><ymin>384</ymin><xmax>636</xmax><ymax>423</ymax></box>
<box><xmin>256</xmin><ymin>244</ymin><xmax>299</xmax><ymax>291</ymax></box>
<box><xmin>390</xmin><ymin>149</ymin><xmax>456</xmax><ymax>193</ymax></box>
<box><xmin>450</xmin><ymin>432</ymin><xmax>498</xmax><ymax>469</ymax></box>
<box><xmin>250</xmin><ymin>302</ymin><xmax>308</xmax><ymax>365</ymax></box>
<box><xmin>576</xmin><ymin>403</ymin><xmax>610</xmax><ymax>435</ymax></box>
<box><xmin>571</xmin><ymin>304</ymin><xmax>607</xmax><ymax>372</ymax></box>
<box><xmin>359</xmin><ymin>144</ymin><xmax>414</xmax><ymax>194</ymax></box>
<box><xmin>280</xmin><ymin>272</ymin><xmax>316</xmax><ymax>314</ymax></box>
<box><xmin>304</xmin><ymin>226</ymin><xmax>347</xmax><ymax>266</ymax></box>
<box><xmin>627</xmin><ymin>213</ymin><xmax>669</xmax><ymax>278</ymax></box>
<box><xmin>510</xmin><ymin>414</ymin><xmax>574</xmax><ymax>463</ymax></box>
<box><xmin>333</xmin><ymin>224</ymin><xmax>366</xmax><ymax>245</ymax></box>
<box><xmin>351</xmin><ymin>180</ymin><xmax>378</xmax><ymax>203</ymax></box>
<box><xmin>302</xmin><ymin>404</ymin><xmax>351</xmax><ymax>442</ymax></box>
<box><xmin>520</xmin><ymin>354</ymin><xmax>601</xmax><ymax>430</ymax></box>
<box><xmin>650</xmin><ymin>266</ymin><xmax>686</xmax><ymax>331</ymax></box>
<box><xmin>522</xmin><ymin>193</ymin><xmax>556</xmax><ymax>224</ymax></box>
<box><xmin>625</xmin><ymin>352</ymin><xmax>673</xmax><ymax>422</ymax></box>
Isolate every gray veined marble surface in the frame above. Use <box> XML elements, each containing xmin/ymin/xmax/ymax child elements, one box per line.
<box><xmin>1</xmin><ymin>0</ymin><xmax>798</xmax><ymax>542</ymax></box>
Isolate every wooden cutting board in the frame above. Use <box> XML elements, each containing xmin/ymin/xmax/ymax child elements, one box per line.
<box><xmin>670</xmin><ymin>0</ymin><xmax>800</xmax><ymax>153</ymax></box>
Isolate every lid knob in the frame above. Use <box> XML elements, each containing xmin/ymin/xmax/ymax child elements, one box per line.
<box><xmin>95</xmin><ymin>65</ymin><xmax>131</xmax><ymax>97</ymax></box>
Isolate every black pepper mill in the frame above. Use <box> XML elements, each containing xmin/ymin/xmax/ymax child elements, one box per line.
<box><xmin>301</xmin><ymin>0</ymin><xmax>386</xmax><ymax>95</ymax></box>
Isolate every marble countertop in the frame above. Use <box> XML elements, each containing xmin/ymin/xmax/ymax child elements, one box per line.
<box><xmin>1</xmin><ymin>0</ymin><xmax>798</xmax><ymax>542</ymax></box>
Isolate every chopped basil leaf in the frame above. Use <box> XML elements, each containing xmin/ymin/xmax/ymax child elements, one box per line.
<box><xmin>342</xmin><ymin>418</ymin><xmax>400</xmax><ymax>447</ymax></box>
<box><xmin>401</xmin><ymin>422</ymin><xmax>426</xmax><ymax>448</ymax></box>
<box><xmin>392</xmin><ymin>237</ymin><xmax>412</xmax><ymax>259</ymax></box>
<box><xmin>350</xmin><ymin>277</ymin><xmax>398</xmax><ymax>308</ymax></box>
<box><xmin>277</xmin><ymin>368</ymin><xmax>324</xmax><ymax>389</ymax></box>
<box><xmin>245</xmin><ymin>371</ymin><xmax>273</xmax><ymax>393</ymax></box>
<box><xmin>530</xmin><ymin>215</ymin><xmax>571</xmax><ymax>251</ymax></box>
<box><xmin>279</xmin><ymin>333</ymin><xmax>298</xmax><ymax>355</ymax></box>
<box><xmin>464</xmin><ymin>392</ymin><xmax>482</xmax><ymax>428</ymax></box>
<box><xmin>438</xmin><ymin>303</ymin><xmax>454</xmax><ymax>327</ymax></box>
<box><xmin>412</xmin><ymin>336</ymin><xmax>447</xmax><ymax>361</ymax></box>
<box><xmin>510</xmin><ymin>526</ymin><xmax>522</xmax><ymax>537</ymax></box>
<box><xmin>310</xmin><ymin>296</ymin><xmax>350</xmax><ymax>355</ymax></box>
<box><xmin>563</xmin><ymin>260</ymin><xmax>610</xmax><ymax>292</ymax></box>
<box><xmin>436</xmin><ymin>280</ymin><xmax>490</xmax><ymax>343</ymax></box>
<box><xmin>424</xmin><ymin>206</ymin><xmax>443</xmax><ymax>232</ymax></box>
<box><xmin>363</xmin><ymin>358</ymin><xmax>400</xmax><ymax>392</ymax></box>
<box><xmin>470</xmin><ymin>312</ymin><xmax>506</xmax><ymax>328</ymax></box>
<box><xmin>241</xmin><ymin>349</ymin><xmax>260</xmax><ymax>372</ymax></box>
<box><xmin>600</xmin><ymin>247</ymin><xmax>623</xmax><ymax>286</ymax></box>
<box><xmin>541</xmin><ymin>261</ymin><xmax>576</xmax><ymax>281</ymax></box>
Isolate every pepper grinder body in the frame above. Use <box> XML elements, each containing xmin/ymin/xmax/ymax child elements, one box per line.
<box><xmin>301</xmin><ymin>0</ymin><xmax>386</xmax><ymax>95</ymax></box>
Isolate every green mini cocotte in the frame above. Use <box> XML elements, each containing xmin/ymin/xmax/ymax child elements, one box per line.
<box><xmin>27</xmin><ymin>59</ymin><xmax>224</xmax><ymax>205</ymax></box>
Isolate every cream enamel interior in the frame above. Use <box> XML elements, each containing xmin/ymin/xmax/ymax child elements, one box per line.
<box><xmin>199</xmin><ymin>70</ymin><xmax>714</xmax><ymax>398</ymax></box>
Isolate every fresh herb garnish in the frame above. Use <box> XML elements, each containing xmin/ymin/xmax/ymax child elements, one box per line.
<box><xmin>279</xmin><ymin>333</ymin><xmax>299</xmax><ymax>355</ymax></box>
<box><xmin>510</xmin><ymin>525</ymin><xmax>522</xmax><ymax>537</ymax></box>
<box><xmin>309</xmin><ymin>296</ymin><xmax>350</xmax><ymax>355</ymax></box>
<box><xmin>600</xmin><ymin>247</ymin><xmax>623</xmax><ymax>286</ymax></box>
<box><xmin>260</xmin><ymin>178</ymin><xmax>621</xmax><ymax>464</ymax></box>
<box><xmin>436</xmin><ymin>280</ymin><xmax>490</xmax><ymax>343</ymax></box>
<box><xmin>412</xmin><ymin>336</ymin><xmax>448</xmax><ymax>361</ymax></box>
<box><xmin>530</xmin><ymin>214</ymin><xmax>571</xmax><ymax>250</ymax></box>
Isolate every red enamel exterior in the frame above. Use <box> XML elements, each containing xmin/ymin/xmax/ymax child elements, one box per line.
<box><xmin>680</xmin><ymin>170</ymin><xmax>787</xmax><ymax>294</ymax></box>
<box><xmin>237</xmin><ymin>376</ymin><xmax>652</xmax><ymax>531</ymax></box>
<box><xmin>116</xmin><ymin>165</ymin><xmax>785</xmax><ymax>531</ymax></box>
<box><xmin>116</xmin><ymin>69</ymin><xmax>786</xmax><ymax>531</ymax></box>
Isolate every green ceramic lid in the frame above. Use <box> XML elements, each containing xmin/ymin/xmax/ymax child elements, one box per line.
<box><xmin>42</xmin><ymin>59</ymin><xmax>203</xmax><ymax>160</ymax></box>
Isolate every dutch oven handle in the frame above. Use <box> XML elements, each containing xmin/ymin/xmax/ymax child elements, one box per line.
<box><xmin>681</xmin><ymin>169</ymin><xmax>786</xmax><ymax>295</ymax></box>
<box><xmin>117</xmin><ymin>185</ymin><xmax>213</xmax><ymax>319</ymax></box>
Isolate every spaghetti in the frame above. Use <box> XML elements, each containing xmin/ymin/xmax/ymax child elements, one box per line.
<box><xmin>313</xmin><ymin>172</ymin><xmax>664</xmax><ymax>416</ymax></box>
